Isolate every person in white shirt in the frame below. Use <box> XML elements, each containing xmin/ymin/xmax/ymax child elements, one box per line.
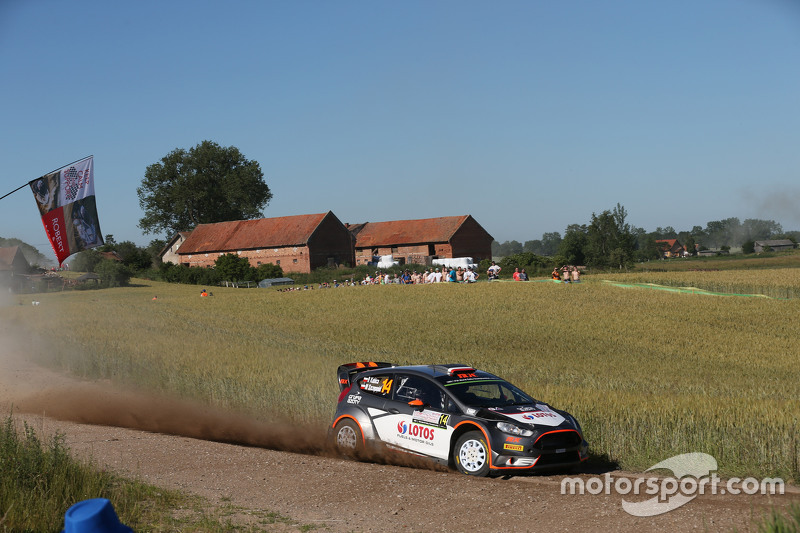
<box><xmin>464</xmin><ymin>268</ymin><xmax>476</xmax><ymax>283</ymax></box>
<box><xmin>487</xmin><ymin>261</ymin><xmax>501</xmax><ymax>280</ymax></box>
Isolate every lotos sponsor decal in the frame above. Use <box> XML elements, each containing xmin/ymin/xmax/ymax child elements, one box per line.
<box><xmin>397</xmin><ymin>421</ymin><xmax>435</xmax><ymax>441</ymax></box>
<box><xmin>523</xmin><ymin>412</ymin><xmax>558</xmax><ymax>420</ymax></box>
<box><xmin>504</xmin><ymin>443</ymin><xmax>524</xmax><ymax>451</ymax></box>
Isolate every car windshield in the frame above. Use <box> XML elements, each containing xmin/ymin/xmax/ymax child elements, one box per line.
<box><xmin>446</xmin><ymin>380</ymin><xmax>535</xmax><ymax>408</ymax></box>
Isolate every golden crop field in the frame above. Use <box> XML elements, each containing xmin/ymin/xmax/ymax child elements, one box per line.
<box><xmin>2</xmin><ymin>276</ymin><xmax>798</xmax><ymax>482</ymax></box>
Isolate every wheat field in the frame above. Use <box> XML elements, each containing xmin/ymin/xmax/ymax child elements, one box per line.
<box><xmin>1</xmin><ymin>276</ymin><xmax>798</xmax><ymax>481</ymax></box>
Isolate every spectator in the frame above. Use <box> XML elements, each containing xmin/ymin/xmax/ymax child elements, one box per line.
<box><xmin>520</xmin><ymin>268</ymin><xmax>529</xmax><ymax>281</ymax></box>
<box><xmin>448</xmin><ymin>267</ymin><xmax>457</xmax><ymax>282</ymax></box>
<box><xmin>464</xmin><ymin>267</ymin><xmax>477</xmax><ymax>283</ymax></box>
<box><xmin>513</xmin><ymin>268</ymin><xmax>521</xmax><ymax>281</ymax></box>
<box><xmin>487</xmin><ymin>261</ymin><xmax>501</xmax><ymax>280</ymax></box>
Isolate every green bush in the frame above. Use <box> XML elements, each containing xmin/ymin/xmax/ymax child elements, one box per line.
<box><xmin>254</xmin><ymin>262</ymin><xmax>283</xmax><ymax>280</ymax></box>
<box><xmin>214</xmin><ymin>253</ymin><xmax>253</xmax><ymax>282</ymax></box>
<box><xmin>95</xmin><ymin>259</ymin><xmax>133</xmax><ymax>287</ymax></box>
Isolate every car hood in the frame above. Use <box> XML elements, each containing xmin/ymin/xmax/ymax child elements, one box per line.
<box><xmin>481</xmin><ymin>404</ymin><xmax>567</xmax><ymax>428</ymax></box>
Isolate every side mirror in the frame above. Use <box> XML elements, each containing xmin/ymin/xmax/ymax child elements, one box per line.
<box><xmin>408</xmin><ymin>399</ymin><xmax>424</xmax><ymax>407</ymax></box>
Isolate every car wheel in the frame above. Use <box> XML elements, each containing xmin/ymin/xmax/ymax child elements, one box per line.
<box><xmin>454</xmin><ymin>431</ymin><xmax>490</xmax><ymax>476</ymax></box>
<box><xmin>334</xmin><ymin>419</ymin><xmax>364</xmax><ymax>455</ymax></box>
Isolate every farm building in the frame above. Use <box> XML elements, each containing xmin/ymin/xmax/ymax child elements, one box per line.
<box><xmin>175</xmin><ymin>211</ymin><xmax>354</xmax><ymax>274</ymax></box>
<box><xmin>160</xmin><ymin>231</ymin><xmax>192</xmax><ymax>265</ymax></box>
<box><xmin>655</xmin><ymin>239</ymin><xmax>686</xmax><ymax>258</ymax></box>
<box><xmin>0</xmin><ymin>246</ymin><xmax>30</xmax><ymax>291</ymax></box>
<box><xmin>754</xmin><ymin>239</ymin><xmax>795</xmax><ymax>253</ymax></box>
<box><xmin>348</xmin><ymin>215</ymin><xmax>493</xmax><ymax>266</ymax></box>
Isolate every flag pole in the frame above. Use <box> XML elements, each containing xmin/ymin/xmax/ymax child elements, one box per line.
<box><xmin>0</xmin><ymin>155</ymin><xmax>93</xmax><ymax>202</ymax></box>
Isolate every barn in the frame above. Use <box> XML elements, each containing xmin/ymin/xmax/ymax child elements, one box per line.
<box><xmin>175</xmin><ymin>211</ymin><xmax>354</xmax><ymax>273</ymax></box>
<box><xmin>348</xmin><ymin>215</ymin><xmax>493</xmax><ymax>266</ymax></box>
<box><xmin>0</xmin><ymin>246</ymin><xmax>30</xmax><ymax>291</ymax></box>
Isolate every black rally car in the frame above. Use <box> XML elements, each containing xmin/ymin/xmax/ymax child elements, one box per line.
<box><xmin>330</xmin><ymin>362</ymin><xmax>588</xmax><ymax>476</ymax></box>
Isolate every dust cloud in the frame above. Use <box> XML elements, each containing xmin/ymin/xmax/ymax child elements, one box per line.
<box><xmin>16</xmin><ymin>384</ymin><xmax>333</xmax><ymax>455</ymax></box>
<box><xmin>0</xmin><ymin>319</ymin><xmax>440</xmax><ymax>472</ymax></box>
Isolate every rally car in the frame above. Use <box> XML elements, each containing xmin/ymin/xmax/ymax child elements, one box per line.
<box><xmin>330</xmin><ymin>362</ymin><xmax>588</xmax><ymax>476</ymax></box>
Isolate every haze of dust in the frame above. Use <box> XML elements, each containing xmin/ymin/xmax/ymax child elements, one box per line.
<box><xmin>0</xmin><ymin>314</ymin><xmax>439</xmax><ymax>471</ymax></box>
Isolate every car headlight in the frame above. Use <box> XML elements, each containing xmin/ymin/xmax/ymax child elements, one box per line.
<box><xmin>497</xmin><ymin>422</ymin><xmax>534</xmax><ymax>437</ymax></box>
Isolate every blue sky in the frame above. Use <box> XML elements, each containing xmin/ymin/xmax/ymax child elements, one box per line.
<box><xmin>2</xmin><ymin>0</ymin><xmax>799</xmax><ymax>263</ymax></box>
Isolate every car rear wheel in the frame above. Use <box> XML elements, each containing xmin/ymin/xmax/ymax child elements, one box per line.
<box><xmin>334</xmin><ymin>419</ymin><xmax>364</xmax><ymax>455</ymax></box>
<box><xmin>454</xmin><ymin>431</ymin><xmax>490</xmax><ymax>476</ymax></box>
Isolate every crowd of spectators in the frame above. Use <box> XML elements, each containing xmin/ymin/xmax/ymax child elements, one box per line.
<box><xmin>275</xmin><ymin>263</ymin><xmax>581</xmax><ymax>292</ymax></box>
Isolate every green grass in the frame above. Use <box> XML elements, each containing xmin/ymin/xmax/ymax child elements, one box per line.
<box><xmin>755</xmin><ymin>503</ymin><xmax>800</xmax><ymax>533</ymax></box>
<box><xmin>0</xmin><ymin>414</ymin><xmax>320</xmax><ymax>531</ymax></box>
<box><xmin>2</xmin><ymin>274</ymin><xmax>799</xmax><ymax>483</ymax></box>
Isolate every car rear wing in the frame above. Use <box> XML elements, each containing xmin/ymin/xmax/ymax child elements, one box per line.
<box><xmin>337</xmin><ymin>361</ymin><xmax>394</xmax><ymax>392</ymax></box>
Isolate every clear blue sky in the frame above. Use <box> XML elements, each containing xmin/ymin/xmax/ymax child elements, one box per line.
<box><xmin>2</xmin><ymin>0</ymin><xmax>799</xmax><ymax>263</ymax></box>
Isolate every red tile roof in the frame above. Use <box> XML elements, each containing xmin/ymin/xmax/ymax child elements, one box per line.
<box><xmin>177</xmin><ymin>212</ymin><xmax>331</xmax><ymax>254</ymax></box>
<box><xmin>353</xmin><ymin>215</ymin><xmax>472</xmax><ymax>247</ymax></box>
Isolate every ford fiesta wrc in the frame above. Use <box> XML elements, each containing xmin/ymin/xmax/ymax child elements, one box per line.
<box><xmin>330</xmin><ymin>362</ymin><xmax>588</xmax><ymax>477</ymax></box>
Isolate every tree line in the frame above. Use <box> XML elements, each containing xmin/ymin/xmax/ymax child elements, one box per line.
<box><xmin>493</xmin><ymin>204</ymin><xmax>798</xmax><ymax>269</ymax></box>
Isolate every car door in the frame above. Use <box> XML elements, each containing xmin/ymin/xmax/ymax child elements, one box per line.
<box><xmin>372</xmin><ymin>374</ymin><xmax>455</xmax><ymax>460</ymax></box>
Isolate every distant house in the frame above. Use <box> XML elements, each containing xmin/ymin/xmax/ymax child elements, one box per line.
<box><xmin>160</xmin><ymin>231</ymin><xmax>192</xmax><ymax>265</ymax></box>
<box><xmin>754</xmin><ymin>239</ymin><xmax>795</xmax><ymax>253</ymax></box>
<box><xmin>655</xmin><ymin>239</ymin><xmax>686</xmax><ymax>258</ymax></box>
<box><xmin>348</xmin><ymin>215</ymin><xmax>493</xmax><ymax>266</ymax></box>
<box><xmin>175</xmin><ymin>211</ymin><xmax>354</xmax><ymax>274</ymax></box>
<box><xmin>0</xmin><ymin>246</ymin><xmax>30</xmax><ymax>290</ymax></box>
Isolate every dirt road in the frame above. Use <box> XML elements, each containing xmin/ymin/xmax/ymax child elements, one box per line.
<box><xmin>1</xmin><ymin>342</ymin><xmax>797</xmax><ymax>532</ymax></box>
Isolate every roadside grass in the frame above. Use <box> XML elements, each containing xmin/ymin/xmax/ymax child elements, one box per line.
<box><xmin>0</xmin><ymin>414</ymin><xmax>318</xmax><ymax>532</ymax></box>
<box><xmin>1</xmin><ymin>275</ymin><xmax>799</xmax><ymax>484</ymax></box>
<box><xmin>755</xmin><ymin>503</ymin><xmax>800</xmax><ymax>533</ymax></box>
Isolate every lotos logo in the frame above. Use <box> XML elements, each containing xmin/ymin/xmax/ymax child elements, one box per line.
<box><xmin>397</xmin><ymin>421</ymin><xmax>435</xmax><ymax>440</ymax></box>
<box><xmin>523</xmin><ymin>412</ymin><xmax>558</xmax><ymax>420</ymax></box>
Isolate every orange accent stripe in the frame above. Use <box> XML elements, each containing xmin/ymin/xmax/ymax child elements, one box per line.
<box><xmin>332</xmin><ymin>414</ymin><xmax>366</xmax><ymax>446</ymax></box>
<box><xmin>453</xmin><ymin>421</ymin><xmax>494</xmax><ymax>469</ymax></box>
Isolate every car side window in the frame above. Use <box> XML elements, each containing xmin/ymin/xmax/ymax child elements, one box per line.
<box><xmin>357</xmin><ymin>374</ymin><xmax>394</xmax><ymax>397</ymax></box>
<box><xmin>394</xmin><ymin>375</ymin><xmax>445</xmax><ymax>410</ymax></box>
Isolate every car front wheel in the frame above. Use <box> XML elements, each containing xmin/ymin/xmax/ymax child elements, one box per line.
<box><xmin>454</xmin><ymin>431</ymin><xmax>490</xmax><ymax>476</ymax></box>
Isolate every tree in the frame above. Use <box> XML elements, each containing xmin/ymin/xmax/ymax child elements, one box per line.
<box><xmin>214</xmin><ymin>253</ymin><xmax>253</xmax><ymax>282</ymax></box>
<box><xmin>584</xmin><ymin>204</ymin><xmax>636</xmax><ymax>268</ymax></box>
<box><xmin>95</xmin><ymin>259</ymin><xmax>132</xmax><ymax>287</ymax></box>
<box><xmin>558</xmin><ymin>224</ymin><xmax>588</xmax><ymax>266</ymax></box>
<box><xmin>70</xmin><ymin>249</ymin><xmax>103</xmax><ymax>272</ymax></box>
<box><xmin>137</xmin><ymin>140</ymin><xmax>272</xmax><ymax>236</ymax></box>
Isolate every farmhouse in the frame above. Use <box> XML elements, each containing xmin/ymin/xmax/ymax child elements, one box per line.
<box><xmin>0</xmin><ymin>246</ymin><xmax>30</xmax><ymax>291</ymax></box>
<box><xmin>348</xmin><ymin>215</ymin><xmax>493</xmax><ymax>266</ymax></box>
<box><xmin>655</xmin><ymin>239</ymin><xmax>686</xmax><ymax>258</ymax></box>
<box><xmin>754</xmin><ymin>239</ymin><xmax>795</xmax><ymax>253</ymax></box>
<box><xmin>175</xmin><ymin>211</ymin><xmax>354</xmax><ymax>273</ymax></box>
<box><xmin>160</xmin><ymin>231</ymin><xmax>192</xmax><ymax>265</ymax></box>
